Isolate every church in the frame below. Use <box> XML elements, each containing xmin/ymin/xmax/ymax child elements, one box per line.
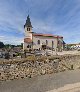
<box><xmin>23</xmin><ymin>15</ymin><xmax>63</xmax><ymax>51</ymax></box>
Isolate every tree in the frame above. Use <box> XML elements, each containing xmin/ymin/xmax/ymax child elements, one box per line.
<box><xmin>5</xmin><ymin>44</ymin><xmax>9</xmax><ymax>49</ymax></box>
<box><xmin>5</xmin><ymin>44</ymin><xmax>11</xmax><ymax>49</ymax></box>
<box><xmin>0</xmin><ymin>42</ymin><xmax>4</xmax><ymax>48</ymax></box>
<box><xmin>21</xmin><ymin>43</ymin><xmax>23</xmax><ymax>49</ymax></box>
<box><xmin>16</xmin><ymin>43</ymin><xmax>23</xmax><ymax>49</ymax></box>
<box><xmin>11</xmin><ymin>45</ymin><xmax>15</xmax><ymax>48</ymax></box>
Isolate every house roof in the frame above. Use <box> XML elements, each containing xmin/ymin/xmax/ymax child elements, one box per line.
<box><xmin>24</xmin><ymin>38</ymin><xmax>32</xmax><ymax>43</ymax></box>
<box><xmin>33</xmin><ymin>33</ymin><xmax>63</xmax><ymax>38</ymax></box>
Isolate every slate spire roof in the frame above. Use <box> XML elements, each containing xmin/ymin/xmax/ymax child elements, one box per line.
<box><xmin>24</xmin><ymin>15</ymin><xmax>32</xmax><ymax>28</ymax></box>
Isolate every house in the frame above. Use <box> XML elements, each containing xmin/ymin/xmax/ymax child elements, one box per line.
<box><xmin>67</xmin><ymin>43</ymin><xmax>80</xmax><ymax>50</ymax></box>
<box><xmin>23</xmin><ymin>15</ymin><xmax>64</xmax><ymax>51</ymax></box>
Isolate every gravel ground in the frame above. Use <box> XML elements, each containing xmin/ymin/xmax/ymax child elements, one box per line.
<box><xmin>57</xmin><ymin>51</ymin><xmax>80</xmax><ymax>55</ymax></box>
<box><xmin>0</xmin><ymin>69</ymin><xmax>80</xmax><ymax>92</ymax></box>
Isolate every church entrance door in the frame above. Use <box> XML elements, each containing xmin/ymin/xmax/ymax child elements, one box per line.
<box><xmin>42</xmin><ymin>45</ymin><xmax>46</xmax><ymax>50</ymax></box>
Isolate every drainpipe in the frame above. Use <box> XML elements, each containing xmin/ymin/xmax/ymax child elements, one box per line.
<box><xmin>32</xmin><ymin>32</ymin><xmax>33</xmax><ymax>51</ymax></box>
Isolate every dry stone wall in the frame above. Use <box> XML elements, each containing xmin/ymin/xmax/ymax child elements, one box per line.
<box><xmin>0</xmin><ymin>55</ymin><xmax>80</xmax><ymax>81</ymax></box>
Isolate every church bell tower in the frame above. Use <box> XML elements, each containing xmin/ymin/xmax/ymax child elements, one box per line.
<box><xmin>24</xmin><ymin>15</ymin><xmax>33</xmax><ymax>39</ymax></box>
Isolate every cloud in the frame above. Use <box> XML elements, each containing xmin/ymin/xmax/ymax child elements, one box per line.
<box><xmin>0</xmin><ymin>0</ymin><xmax>25</xmax><ymax>44</ymax></box>
<box><xmin>0</xmin><ymin>0</ymin><xmax>80</xmax><ymax>44</ymax></box>
<box><xmin>0</xmin><ymin>34</ymin><xmax>23</xmax><ymax>45</ymax></box>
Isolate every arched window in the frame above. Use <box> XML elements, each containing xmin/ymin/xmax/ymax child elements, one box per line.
<box><xmin>27</xmin><ymin>28</ymin><xmax>28</xmax><ymax>31</ymax></box>
<box><xmin>46</xmin><ymin>40</ymin><xmax>48</xmax><ymax>45</ymax></box>
<box><xmin>52</xmin><ymin>41</ymin><xmax>54</xmax><ymax>44</ymax></box>
<box><xmin>29</xmin><ymin>28</ymin><xmax>30</xmax><ymax>31</ymax></box>
<box><xmin>27</xmin><ymin>28</ymin><xmax>30</xmax><ymax>31</ymax></box>
<box><xmin>58</xmin><ymin>40</ymin><xmax>60</xmax><ymax>44</ymax></box>
<box><xmin>27</xmin><ymin>45</ymin><xmax>29</xmax><ymax>48</ymax></box>
<box><xmin>37</xmin><ymin>40</ymin><xmax>40</xmax><ymax>44</ymax></box>
<box><xmin>27</xmin><ymin>45</ymin><xmax>31</xmax><ymax>48</ymax></box>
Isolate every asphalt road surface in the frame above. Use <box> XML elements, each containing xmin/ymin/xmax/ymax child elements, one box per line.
<box><xmin>0</xmin><ymin>69</ymin><xmax>80</xmax><ymax>92</ymax></box>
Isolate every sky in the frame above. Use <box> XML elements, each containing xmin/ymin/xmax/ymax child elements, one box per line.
<box><xmin>0</xmin><ymin>0</ymin><xmax>80</xmax><ymax>45</ymax></box>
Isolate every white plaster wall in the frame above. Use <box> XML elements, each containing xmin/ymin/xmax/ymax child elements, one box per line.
<box><xmin>23</xmin><ymin>42</ymin><xmax>32</xmax><ymax>50</ymax></box>
<box><xmin>24</xmin><ymin>27</ymin><xmax>32</xmax><ymax>39</ymax></box>
<box><xmin>32</xmin><ymin>36</ymin><xmax>58</xmax><ymax>50</ymax></box>
<box><xmin>23</xmin><ymin>42</ymin><xmax>28</xmax><ymax>50</ymax></box>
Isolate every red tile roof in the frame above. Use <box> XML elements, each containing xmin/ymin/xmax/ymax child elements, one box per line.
<box><xmin>33</xmin><ymin>33</ymin><xmax>63</xmax><ymax>38</ymax></box>
<box><xmin>24</xmin><ymin>38</ymin><xmax>32</xmax><ymax>43</ymax></box>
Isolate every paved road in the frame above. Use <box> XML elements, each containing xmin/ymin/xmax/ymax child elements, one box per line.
<box><xmin>0</xmin><ymin>69</ymin><xmax>80</xmax><ymax>92</ymax></box>
<box><xmin>47</xmin><ymin>82</ymin><xmax>80</xmax><ymax>92</ymax></box>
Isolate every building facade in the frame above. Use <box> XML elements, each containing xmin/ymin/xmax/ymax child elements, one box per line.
<box><xmin>66</xmin><ymin>43</ymin><xmax>80</xmax><ymax>50</ymax></box>
<box><xmin>23</xmin><ymin>15</ymin><xmax>63</xmax><ymax>51</ymax></box>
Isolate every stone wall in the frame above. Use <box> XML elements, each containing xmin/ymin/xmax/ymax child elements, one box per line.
<box><xmin>0</xmin><ymin>55</ymin><xmax>80</xmax><ymax>81</ymax></box>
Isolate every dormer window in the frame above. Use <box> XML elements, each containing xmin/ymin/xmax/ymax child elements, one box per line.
<box><xmin>27</xmin><ymin>28</ymin><xmax>30</xmax><ymax>31</ymax></box>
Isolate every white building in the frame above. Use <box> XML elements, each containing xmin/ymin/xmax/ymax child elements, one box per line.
<box><xmin>68</xmin><ymin>43</ymin><xmax>80</xmax><ymax>50</ymax></box>
<box><xmin>23</xmin><ymin>15</ymin><xmax>63</xmax><ymax>51</ymax></box>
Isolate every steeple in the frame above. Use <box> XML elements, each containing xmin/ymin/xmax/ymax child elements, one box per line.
<box><xmin>24</xmin><ymin>15</ymin><xmax>33</xmax><ymax>38</ymax></box>
<box><xmin>24</xmin><ymin>15</ymin><xmax>32</xmax><ymax>28</ymax></box>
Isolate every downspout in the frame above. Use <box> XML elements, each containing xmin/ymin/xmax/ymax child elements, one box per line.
<box><xmin>32</xmin><ymin>32</ymin><xmax>33</xmax><ymax>50</ymax></box>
